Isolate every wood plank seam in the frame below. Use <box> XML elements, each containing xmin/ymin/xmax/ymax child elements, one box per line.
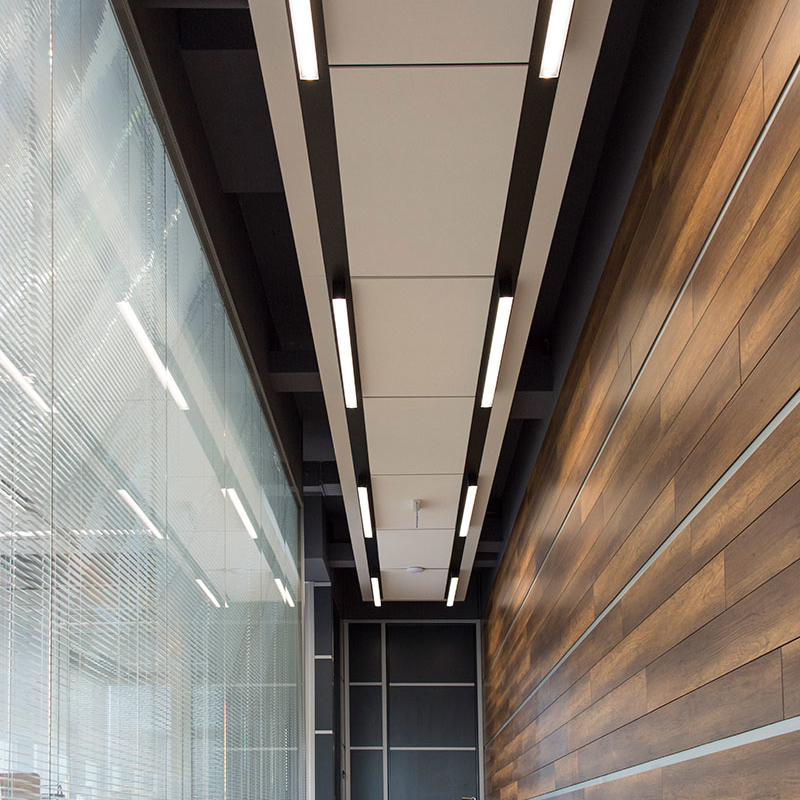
<box><xmin>483</xmin><ymin>54</ymin><xmax>800</xmax><ymax>685</ymax></box>
<box><xmin>517</xmin><ymin>714</ymin><xmax>800</xmax><ymax>800</ymax></box>
<box><xmin>485</xmin><ymin>383</ymin><xmax>800</xmax><ymax>747</ymax></box>
<box><xmin>497</xmin><ymin>511</ymin><xmax>800</xmax><ymax>784</ymax></box>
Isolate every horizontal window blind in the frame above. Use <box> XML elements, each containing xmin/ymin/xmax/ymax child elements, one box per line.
<box><xmin>0</xmin><ymin>2</ymin><xmax>303</xmax><ymax>799</ymax></box>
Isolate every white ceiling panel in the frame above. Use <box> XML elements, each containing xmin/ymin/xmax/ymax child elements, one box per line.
<box><xmin>323</xmin><ymin>0</ymin><xmax>538</xmax><ymax>66</ymax></box>
<box><xmin>352</xmin><ymin>276</ymin><xmax>492</xmax><ymax>397</ymax></box>
<box><xmin>381</xmin><ymin>567</ymin><xmax>449</xmax><ymax>601</ymax></box>
<box><xmin>371</xmin><ymin>474</ymin><xmax>463</xmax><ymax>529</ymax></box>
<box><xmin>377</xmin><ymin>529</ymin><xmax>454</xmax><ymax>570</ymax></box>
<box><xmin>331</xmin><ymin>65</ymin><xmax>527</xmax><ymax>277</ymax></box>
<box><xmin>364</xmin><ymin>396</ymin><xmax>473</xmax><ymax>475</ymax></box>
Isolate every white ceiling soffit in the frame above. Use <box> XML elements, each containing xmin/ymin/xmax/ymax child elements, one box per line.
<box><xmin>378</xmin><ymin>529</ymin><xmax>454</xmax><ymax>570</ymax></box>
<box><xmin>250</xmin><ymin>0</ymin><xmax>614</xmax><ymax>601</ymax></box>
<box><xmin>381</xmin><ymin>567</ymin><xmax>449</xmax><ymax>602</ymax></box>
<box><xmin>331</xmin><ymin>67</ymin><xmax>527</xmax><ymax>277</ymax></box>
<box><xmin>364</xmin><ymin>396</ymin><xmax>475</xmax><ymax>476</ymax></box>
<box><xmin>371</xmin><ymin>475</ymin><xmax>463</xmax><ymax>530</ymax></box>
<box><xmin>352</xmin><ymin>277</ymin><xmax>492</xmax><ymax>397</ymax></box>
<box><xmin>326</xmin><ymin>2</ymin><xmax>528</xmax><ymax>600</ymax></box>
<box><xmin>249</xmin><ymin>0</ymin><xmax>373</xmax><ymax>597</ymax></box>
<box><xmin>324</xmin><ymin>0</ymin><xmax>537</xmax><ymax>65</ymax></box>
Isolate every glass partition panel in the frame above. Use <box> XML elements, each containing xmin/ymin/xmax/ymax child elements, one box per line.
<box><xmin>0</xmin><ymin>2</ymin><xmax>303</xmax><ymax>799</ymax></box>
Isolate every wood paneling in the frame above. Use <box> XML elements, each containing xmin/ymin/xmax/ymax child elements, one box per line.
<box><xmin>483</xmin><ymin>1</ymin><xmax>800</xmax><ymax>797</ymax></box>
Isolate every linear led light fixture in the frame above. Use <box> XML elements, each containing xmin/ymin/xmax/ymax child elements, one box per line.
<box><xmin>371</xmin><ymin>576</ymin><xmax>381</xmax><ymax>608</ymax></box>
<box><xmin>481</xmin><ymin>294</ymin><xmax>513</xmax><ymax>408</ymax></box>
<box><xmin>117</xmin><ymin>489</ymin><xmax>164</xmax><ymax>539</ymax></box>
<box><xmin>540</xmin><ymin>0</ymin><xmax>576</xmax><ymax>79</ymax></box>
<box><xmin>332</xmin><ymin>296</ymin><xmax>358</xmax><ymax>408</ymax></box>
<box><xmin>274</xmin><ymin>577</ymin><xmax>296</xmax><ymax>608</ymax></box>
<box><xmin>221</xmin><ymin>487</ymin><xmax>258</xmax><ymax>539</ymax></box>
<box><xmin>0</xmin><ymin>347</ymin><xmax>53</xmax><ymax>414</ymax></box>
<box><xmin>458</xmin><ymin>483</ymin><xmax>478</xmax><ymax>538</ymax></box>
<box><xmin>196</xmin><ymin>578</ymin><xmax>221</xmax><ymax>608</ymax></box>
<box><xmin>357</xmin><ymin>485</ymin><xmax>374</xmax><ymax>539</ymax></box>
<box><xmin>117</xmin><ymin>301</ymin><xmax>189</xmax><ymax>411</ymax></box>
<box><xmin>446</xmin><ymin>576</ymin><xmax>459</xmax><ymax>607</ymax></box>
<box><xmin>288</xmin><ymin>0</ymin><xmax>319</xmax><ymax>80</ymax></box>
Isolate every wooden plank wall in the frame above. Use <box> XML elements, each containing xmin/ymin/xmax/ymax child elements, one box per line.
<box><xmin>482</xmin><ymin>1</ymin><xmax>800</xmax><ymax>798</ymax></box>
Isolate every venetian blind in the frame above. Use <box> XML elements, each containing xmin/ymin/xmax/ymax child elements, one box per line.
<box><xmin>0</xmin><ymin>2</ymin><xmax>303</xmax><ymax>799</ymax></box>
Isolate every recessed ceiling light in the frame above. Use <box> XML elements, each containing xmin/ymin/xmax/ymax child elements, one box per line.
<box><xmin>540</xmin><ymin>0</ymin><xmax>575</xmax><ymax>79</ymax></box>
<box><xmin>481</xmin><ymin>295</ymin><xmax>513</xmax><ymax>408</ymax></box>
<box><xmin>117</xmin><ymin>301</ymin><xmax>189</xmax><ymax>410</ymax></box>
<box><xmin>287</xmin><ymin>0</ymin><xmax>319</xmax><ymax>81</ymax></box>
<box><xmin>332</xmin><ymin>297</ymin><xmax>358</xmax><ymax>408</ymax></box>
<box><xmin>358</xmin><ymin>485</ymin><xmax>373</xmax><ymax>539</ymax></box>
<box><xmin>446</xmin><ymin>576</ymin><xmax>459</xmax><ymax>607</ymax></box>
<box><xmin>458</xmin><ymin>484</ymin><xmax>478</xmax><ymax>539</ymax></box>
<box><xmin>371</xmin><ymin>576</ymin><xmax>381</xmax><ymax>608</ymax></box>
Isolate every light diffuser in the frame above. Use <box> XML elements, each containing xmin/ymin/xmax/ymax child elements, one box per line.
<box><xmin>540</xmin><ymin>0</ymin><xmax>575</xmax><ymax>79</ymax></box>
<box><xmin>288</xmin><ymin>0</ymin><xmax>319</xmax><ymax>80</ymax></box>
<box><xmin>481</xmin><ymin>295</ymin><xmax>513</xmax><ymax>408</ymax></box>
<box><xmin>332</xmin><ymin>297</ymin><xmax>358</xmax><ymax>408</ymax></box>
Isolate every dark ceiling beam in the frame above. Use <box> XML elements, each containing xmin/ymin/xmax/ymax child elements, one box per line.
<box><xmin>510</xmin><ymin>390</ymin><xmax>553</xmax><ymax>420</ymax></box>
<box><xmin>326</xmin><ymin>542</ymin><xmax>356</xmax><ymax>570</ymax></box>
<box><xmin>273</xmin><ymin>372</ymin><xmax>323</xmax><ymax>393</ymax></box>
<box><xmin>270</xmin><ymin>350</ymin><xmax>322</xmax><ymax>393</ymax></box>
<box><xmin>303</xmin><ymin>461</ymin><xmax>342</xmax><ymax>497</ymax></box>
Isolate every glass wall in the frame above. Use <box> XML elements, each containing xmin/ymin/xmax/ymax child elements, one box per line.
<box><xmin>0</xmin><ymin>1</ymin><xmax>303</xmax><ymax>799</ymax></box>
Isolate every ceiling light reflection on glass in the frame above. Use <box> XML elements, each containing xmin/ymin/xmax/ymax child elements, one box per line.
<box><xmin>222</xmin><ymin>487</ymin><xmax>258</xmax><ymax>539</ymax></box>
<box><xmin>118</xmin><ymin>489</ymin><xmax>164</xmax><ymax>539</ymax></box>
<box><xmin>117</xmin><ymin>301</ymin><xmax>189</xmax><ymax>410</ymax></box>
<box><xmin>275</xmin><ymin>577</ymin><xmax>296</xmax><ymax>608</ymax></box>
<box><xmin>196</xmin><ymin>578</ymin><xmax>221</xmax><ymax>608</ymax></box>
<box><xmin>288</xmin><ymin>0</ymin><xmax>319</xmax><ymax>80</ymax></box>
<box><xmin>540</xmin><ymin>0</ymin><xmax>576</xmax><ymax>79</ymax></box>
<box><xmin>0</xmin><ymin>347</ymin><xmax>53</xmax><ymax>414</ymax></box>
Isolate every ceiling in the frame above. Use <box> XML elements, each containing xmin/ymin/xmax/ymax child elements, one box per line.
<box><xmin>122</xmin><ymin>0</ymin><xmax>699</xmax><ymax>610</ymax></box>
<box><xmin>250</xmin><ymin>0</ymin><xmax>614</xmax><ymax>603</ymax></box>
